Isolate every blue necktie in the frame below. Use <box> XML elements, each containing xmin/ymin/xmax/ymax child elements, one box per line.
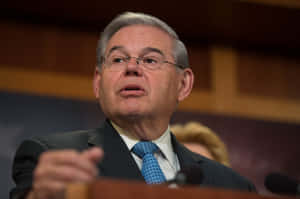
<box><xmin>132</xmin><ymin>141</ymin><xmax>166</xmax><ymax>184</ymax></box>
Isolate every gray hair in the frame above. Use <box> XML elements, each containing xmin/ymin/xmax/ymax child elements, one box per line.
<box><xmin>96</xmin><ymin>12</ymin><xmax>189</xmax><ymax>69</ymax></box>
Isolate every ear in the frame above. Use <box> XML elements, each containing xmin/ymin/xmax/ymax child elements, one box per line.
<box><xmin>93</xmin><ymin>67</ymin><xmax>102</xmax><ymax>99</ymax></box>
<box><xmin>177</xmin><ymin>68</ymin><xmax>194</xmax><ymax>102</ymax></box>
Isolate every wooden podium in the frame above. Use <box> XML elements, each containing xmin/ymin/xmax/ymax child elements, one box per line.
<box><xmin>66</xmin><ymin>178</ymin><xmax>295</xmax><ymax>199</ymax></box>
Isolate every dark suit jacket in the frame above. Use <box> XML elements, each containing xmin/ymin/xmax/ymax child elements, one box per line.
<box><xmin>11</xmin><ymin>119</ymin><xmax>256</xmax><ymax>199</ymax></box>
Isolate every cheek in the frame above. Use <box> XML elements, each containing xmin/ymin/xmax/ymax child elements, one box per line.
<box><xmin>151</xmin><ymin>74</ymin><xmax>180</xmax><ymax>104</ymax></box>
<box><xmin>100</xmin><ymin>71</ymin><xmax>120</xmax><ymax>89</ymax></box>
<box><xmin>98</xmin><ymin>74</ymin><xmax>117</xmax><ymax>101</ymax></box>
<box><xmin>160</xmin><ymin>74</ymin><xmax>180</xmax><ymax>96</ymax></box>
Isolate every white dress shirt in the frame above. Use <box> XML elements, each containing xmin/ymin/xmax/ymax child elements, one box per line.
<box><xmin>111</xmin><ymin>121</ymin><xmax>180</xmax><ymax>181</ymax></box>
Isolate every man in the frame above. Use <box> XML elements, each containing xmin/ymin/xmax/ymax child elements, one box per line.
<box><xmin>11</xmin><ymin>12</ymin><xmax>255</xmax><ymax>199</ymax></box>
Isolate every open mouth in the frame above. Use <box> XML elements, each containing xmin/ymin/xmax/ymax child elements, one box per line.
<box><xmin>124</xmin><ymin>86</ymin><xmax>142</xmax><ymax>91</ymax></box>
<box><xmin>120</xmin><ymin>85</ymin><xmax>145</xmax><ymax>96</ymax></box>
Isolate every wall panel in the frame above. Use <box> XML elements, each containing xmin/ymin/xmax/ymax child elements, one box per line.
<box><xmin>1</xmin><ymin>20</ymin><xmax>300</xmax><ymax>124</ymax></box>
<box><xmin>0</xmin><ymin>20</ymin><xmax>98</xmax><ymax>75</ymax></box>
<box><xmin>237</xmin><ymin>50</ymin><xmax>300</xmax><ymax>100</ymax></box>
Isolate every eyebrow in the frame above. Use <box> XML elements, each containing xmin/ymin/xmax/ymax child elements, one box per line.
<box><xmin>140</xmin><ymin>47</ymin><xmax>165</xmax><ymax>57</ymax></box>
<box><xmin>106</xmin><ymin>46</ymin><xmax>165</xmax><ymax>58</ymax></box>
<box><xmin>106</xmin><ymin>46</ymin><xmax>126</xmax><ymax>57</ymax></box>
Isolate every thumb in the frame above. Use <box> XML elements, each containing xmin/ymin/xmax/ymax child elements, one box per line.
<box><xmin>82</xmin><ymin>147</ymin><xmax>104</xmax><ymax>164</ymax></box>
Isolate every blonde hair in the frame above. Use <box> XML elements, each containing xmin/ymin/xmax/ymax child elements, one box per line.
<box><xmin>171</xmin><ymin>122</ymin><xmax>230</xmax><ymax>167</ymax></box>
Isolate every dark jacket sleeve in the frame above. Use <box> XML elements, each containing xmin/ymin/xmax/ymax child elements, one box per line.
<box><xmin>10</xmin><ymin>130</ymin><xmax>91</xmax><ymax>199</ymax></box>
<box><xmin>199</xmin><ymin>157</ymin><xmax>257</xmax><ymax>193</ymax></box>
<box><xmin>10</xmin><ymin>139</ymin><xmax>48</xmax><ymax>199</ymax></box>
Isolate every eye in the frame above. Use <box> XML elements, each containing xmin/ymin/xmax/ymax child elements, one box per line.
<box><xmin>142</xmin><ymin>56</ymin><xmax>159</xmax><ymax>64</ymax></box>
<box><xmin>111</xmin><ymin>56</ymin><xmax>126</xmax><ymax>63</ymax></box>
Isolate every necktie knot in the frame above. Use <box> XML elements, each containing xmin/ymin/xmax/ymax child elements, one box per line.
<box><xmin>132</xmin><ymin>141</ymin><xmax>159</xmax><ymax>158</ymax></box>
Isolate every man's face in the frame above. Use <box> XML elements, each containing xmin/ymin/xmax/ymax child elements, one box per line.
<box><xmin>94</xmin><ymin>25</ymin><xmax>193</xmax><ymax>121</ymax></box>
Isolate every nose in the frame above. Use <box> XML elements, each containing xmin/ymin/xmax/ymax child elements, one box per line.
<box><xmin>125</xmin><ymin>57</ymin><xmax>143</xmax><ymax>76</ymax></box>
<box><xmin>127</xmin><ymin>57</ymin><xmax>140</xmax><ymax>66</ymax></box>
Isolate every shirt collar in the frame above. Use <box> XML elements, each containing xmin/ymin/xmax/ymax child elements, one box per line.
<box><xmin>111</xmin><ymin>121</ymin><xmax>176</xmax><ymax>164</ymax></box>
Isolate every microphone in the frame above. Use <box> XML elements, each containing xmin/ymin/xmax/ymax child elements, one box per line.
<box><xmin>168</xmin><ymin>166</ymin><xmax>203</xmax><ymax>186</ymax></box>
<box><xmin>264</xmin><ymin>172</ymin><xmax>300</xmax><ymax>195</ymax></box>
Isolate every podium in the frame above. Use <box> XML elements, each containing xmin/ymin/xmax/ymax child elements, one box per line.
<box><xmin>66</xmin><ymin>178</ymin><xmax>295</xmax><ymax>199</ymax></box>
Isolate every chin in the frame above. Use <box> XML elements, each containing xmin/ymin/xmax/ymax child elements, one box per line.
<box><xmin>122</xmin><ymin>109</ymin><xmax>143</xmax><ymax>116</ymax></box>
<box><xmin>115</xmin><ymin>100</ymin><xmax>151</xmax><ymax>116</ymax></box>
<box><xmin>121</xmin><ymin>101</ymin><xmax>143</xmax><ymax>111</ymax></box>
<box><xmin>118</xmin><ymin>107</ymin><xmax>148</xmax><ymax>118</ymax></box>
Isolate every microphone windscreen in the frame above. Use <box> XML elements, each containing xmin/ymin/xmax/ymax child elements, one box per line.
<box><xmin>264</xmin><ymin>173</ymin><xmax>299</xmax><ymax>195</ymax></box>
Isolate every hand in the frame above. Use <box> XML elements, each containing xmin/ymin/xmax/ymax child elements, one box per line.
<box><xmin>27</xmin><ymin>147</ymin><xmax>103</xmax><ymax>199</ymax></box>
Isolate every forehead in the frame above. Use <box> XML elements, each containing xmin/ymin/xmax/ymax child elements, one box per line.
<box><xmin>105</xmin><ymin>25</ymin><xmax>174</xmax><ymax>56</ymax></box>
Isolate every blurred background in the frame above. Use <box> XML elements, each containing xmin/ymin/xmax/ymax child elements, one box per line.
<box><xmin>1</xmin><ymin>0</ymin><xmax>300</xmax><ymax>198</ymax></box>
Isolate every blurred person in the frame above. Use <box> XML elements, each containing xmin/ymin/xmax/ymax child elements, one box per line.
<box><xmin>171</xmin><ymin>122</ymin><xmax>230</xmax><ymax>167</ymax></box>
<box><xmin>11</xmin><ymin>12</ymin><xmax>255</xmax><ymax>199</ymax></box>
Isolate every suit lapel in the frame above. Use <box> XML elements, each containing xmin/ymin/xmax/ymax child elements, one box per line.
<box><xmin>88</xmin><ymin>120</ymin><xmax>144</xmax><ymax>181</ymax></box>
<box><xmin>87</xmin><ymin>122</ymin><xmax>208</xmax><ymax>184</ymax></box>
<box><xmin>172</xmin><ymin>134</ymin><xmax>214</xmax><ymax>186</ymax></box>
<box><xmin>171</xmin><ymin>134</ymin><xmax>203</xmax><ymax>168</ymax></box>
